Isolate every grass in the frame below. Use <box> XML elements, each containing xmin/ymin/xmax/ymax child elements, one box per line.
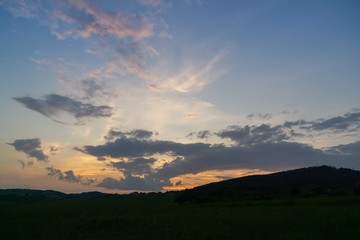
<box><xmin>1</xmin><ymin>194</ymin><xmax>360</xmax><ymax>239</ymax></box>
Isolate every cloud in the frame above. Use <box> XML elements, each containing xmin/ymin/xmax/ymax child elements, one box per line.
<box><xmin>328</xmin><ymin>141</ymin><xmax>360</xmax><ymax>157</ymax></box>
<box><xmin>155</xmin><ymin>142</ymin><xmax>324</xmax><ymax>180</ymax></box>
<box><xmin>79</xmin><ymin>136</ymin><xmax>210</xmax><ymax>159</ymax></box>
<box><xmin>186</xmin><ymin>130</ymin><xmax>212</xmax><ymax>139</ymax></box>
<box><xmin>98</xmin><ymin>156</ymin><xmax>171</xmax><ymax>191</ymax></box>
<box><xmin>159</xmin><ymin>31</ymin><xmax>173</xmax><ymax>39</ymax></box>
<box><xmin>17</xmin><ymin>159</ymin><xmax>34</xmax><ymax>169</ymax></box>
<box><xmin>154</xmin><ymin>140</ymin><xmax>360</xmax><ymax>190</ymax></box>
<box><xmin>311</xmin><ymin>111</ymin><xmax>360</xmax><ymax>131</ymax></box>
<box><xmin>92</xmin><ymin>139</ymin><xmax>341</xmax><ymax>191</ymax></box>
<box><xmin>17</xmin><ymin>159</ymin><xmax>25</xmax><ymax>169</ymax></box>
<box><xmin>283</xmin><ymin>110</ymin><xmax>360</xmax><ymax>133</ymax></box>
<box><xmin>138</xmin><ymin>0</ymin><xmax>172</xmax><ymax>12</ymax></box>
<box><xmin>51</xmin><ymin>0</ymin><xmax>153</xmax><ymax>40</ymax></box>
<box><xmin>46</xmin><ymin>166</ymin><xmax>81</xmax><ymax>183</ymax></box>
<box><xmin>46</xmin><ymin>166</ymin><xmax>95</xmax><ymax>185</ymax></box>
<box><xmin>217</xmin><ymin>124</ymin><xmax>289</xmax><ymax>146</ymax></box>
<box><xmin>0</xmin><ymin>0</ymin><xmax>40</xmax><ymax>18</ymax></box>
<box><xmin>98</xmin><ymin>174</ymin><xmax>167</xmax><ymax>192</ymax></box>
<box><xmin>138</xmin><ymin>0</ymin><xmax>163</xmax><ymax>7</ymax></box>
<box><xmin>2</xmin><ymin>0</ymin><xmax>157</xmax><ymax>79</ymax></box>
<box><xmin>13</xmin><ymin>94</ymin><xmax>112</xmax><ymax>123</ymax></box>
<box><xmin>79</xmin><ymin>79</ymin><xmax>105</xmax><ymax>99</ymax></box>
<box><xmin>78</xmin><ymin>115</ymin><xmax>360</xmax><ymax>191</ymax></box>
<box><xmin>49</xmin><ymin>145</ymin><xmax>62</xmax><ymax>155</ymax></box>
<box><xmin>8</xmin><ymin>138</ymin><xmax>48</xmax><ymax>161</ymax></box>
<box><xmin>105</xmin><ymin>129</ymin><xmax>154</xmax><ymax>141</ymax></box>
<box><xmin>149</xmin><ymin>52</ymin><xmax>225</xmax><ymax>93</ymax></box>
<box><xmin>110</xmin><ymin>157</ymin><xmax>157</xmax><ymax>175</ymax></box>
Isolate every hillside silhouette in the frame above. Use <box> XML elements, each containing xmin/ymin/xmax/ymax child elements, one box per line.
<box><xmin>2</xmin><ymin>166</ymin><xmax>360</xmax><ymax>203</ymax></box>
<box><xmin>175</xmin><ymin>166</ymin><xmax>360</xmax><ymax>203</ymax></box>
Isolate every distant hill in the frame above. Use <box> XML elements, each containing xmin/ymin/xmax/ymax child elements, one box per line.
<box><xmin>0</xmin><ymin>189</ymin><xmax>111</xmax><ymax>200</ymax></box>
<box><xmin>2</xmin><ymin>166</ymin><xmax>360</xmax><ymax>203</ymax></box>
<box><xmin>0</xmin><ymin>189</ymin><xmax>67</xmax><ymax>199</ymax></box>
<box><xmin>175</xmin><ymin>166</ymin><xmax>360</xmax><ymax>203</ymax></box>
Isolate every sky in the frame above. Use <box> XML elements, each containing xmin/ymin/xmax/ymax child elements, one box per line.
<box><xmin>0</xmin><ymin>0</ymin><xmax>359</xmax><ymax>193</ymax></box>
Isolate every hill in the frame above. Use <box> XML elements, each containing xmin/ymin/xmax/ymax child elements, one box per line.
<box><xmin>2</xmin><ymin>166</ymin><xmax>360</xmax><ymax>203</ymax></box>
<box><xmin>175</xmin><ymin>166</ymin><xmax>360</xmax><ymax>203</ymax></box>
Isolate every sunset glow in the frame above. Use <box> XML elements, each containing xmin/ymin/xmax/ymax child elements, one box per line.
<box><xmin>1</xmin><ymin>0</ymin><xmax>359</xmax><ymax>193</ymax></box>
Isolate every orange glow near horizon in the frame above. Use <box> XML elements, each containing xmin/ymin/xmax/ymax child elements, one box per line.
<box><xmin>164</xmin><ymin>168</ymin><xmax>272</xmax><ymax>191</ymax></box>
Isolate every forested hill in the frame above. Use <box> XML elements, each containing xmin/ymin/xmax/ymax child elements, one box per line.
<box><xmin>175</xmin><ymin>166</ymin><xmax>360</xmax><ymax>203</ymax></box>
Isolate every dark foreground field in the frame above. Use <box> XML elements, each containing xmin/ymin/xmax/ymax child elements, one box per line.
<box><xmin>1</xmin><ymin>194</ymin><xmax>360</xmax><ymax>240</ymax></box>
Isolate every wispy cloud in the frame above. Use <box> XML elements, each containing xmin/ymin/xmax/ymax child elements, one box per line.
<box><xmin>0</xmin><ymin>0</ymin><xmax>41</xmax><ymax>18</ymax></box>
<box><xmin>149</xmin><ymin>52</ymin><xmax>225</xmax><ymax>93</ymax></box>
<box><xmin>186</xmin><ymin>130</ymin><xmax>212</xmax><ymax>139</ymax></box>
<box><xmin>138</xmin><ymin>0</ymin><xmax>172</xmax><ymax>12</ymax></box>
<box><xmin>50</xmin><ymin>0</ymin><xmax>153</xmax><ymax>40</ymax></box>
<box><xmin>2</xmin><ymin>0</ymin><xmax>157</xmax><ymax>79</ymax></box>
<box><xmin>17</xmin><ymin>159</ymin><xmax>33</xmax><ymax>169</ymax></box>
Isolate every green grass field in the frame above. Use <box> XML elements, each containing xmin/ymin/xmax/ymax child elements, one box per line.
<box><xmin>1</xmin><ymin>194</ymin><xmax>360</xmax><ymax>240</ymax></box>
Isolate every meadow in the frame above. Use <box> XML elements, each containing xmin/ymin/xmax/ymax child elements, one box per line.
<box><xmin>1</xmin><ymin>193</ymin><xmax>360</xmax><ymax>240</ymax></box>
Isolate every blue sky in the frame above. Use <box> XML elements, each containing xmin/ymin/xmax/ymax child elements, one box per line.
<box><xmin>0</xmin><ymin>0</ymin><xmax>359</xmax><ymax>193</ymax></box>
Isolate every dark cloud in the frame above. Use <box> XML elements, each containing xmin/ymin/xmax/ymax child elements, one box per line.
<box><xmin>259</xmin><ymin>113</ymin><xmax>272</xmax><ymax>120</ymax></box>
<box><xmin>98</xmin><ymin>155</ymin><xmax>168</xmax><ymax>190</ymax></box>
<box><xmin>46</xmin><ymin>167</ymin><xmax>81</xmax><ymax>183</ymax></box>
<box><xmin>81</xmin><ymin>111</ymin><xmax>360</xmax><ymax>191</ymax></box>
<box><xmin>328</xmin><ymin>141</ymin><xmax>360</xmax><ymax>157</ymax></box>
<box><xmin>282</xmin><ymin>111</ymin><xmax>360</xmax><ymax>133</ymax></box>
<box><xmin>282</xmin><ymin>120</ymin><xmax>308</xmax><ymax>129</ymax></box>
<box><xmin>246</xmin><ymin>113</ymin><xmax>272</xmax><ymax>120</ymax></box>
<box><xmin>186</xmin><ymin>130</ymin><xmax>212</xmax><ymax>139</ymax></box>
<box><xmin>152</xmin><ymin>141</ymin><xmax>359</xmax><ymax>190</ymax></box>
<box><xmin>105</xmin><ymin>129</ymin><xmax>154</xmax><ymax>141</ymax></box>
<box><xmin>13</xmin><ymin>94</ymin><xmax>112</xmax><ymax>123</ymax></box>
<box><xmin>79</xmin><ymin>121</ymin><xmax>360</xmax><ymax>191</ymax></box>
<box><xmin>8</xmin><ymin>138</ymin><xmax>48</xmax><ymax>161</ymax></box>
<box><xmin>217</xmin><ymin>124</ymin><xmax>289</xmax><ymax>146</ymax></box>
<box><xmin>50</xmin><ymin>146</ymin><xmax>62</xmax><ymax>155</ymax></box>
<box><xmin>46</xmin><ymin>166</ymin><xmax>95</xmax><ymax>185</ymax></box>
<box><xmin>17</xmin><ymin>159</ymin><xmax>34</xmax><ymax>169</ymax></box>
<box><xmin>311</xmin><ymin>112</ymin><xmax>360</xmax><ymax>131</ymax></box>
<box><xmin>154</xmin><ymin>142</ymin><xmax>325</xmax><ymax>181</ymax></box>
<box><xmin>80</xmin><ymin>137</ymin><xmax>210</xmax><ymax>159</ymax></box>
<box><xmin>110</xmin><ymin>157</ymin><xmax>156</xmax><ymax>175</ymax></box>
<box><xmin>94</xmin><ymin>139</ymin><xmax>360</xmax><ymax>191</ymax></box>
<box><xmin>198</xmin><ymin>130</ymin><xmax>211</xmax><ymax>139</ymax></box>
<box><xmin>98</xmin><ymin>174</ymin><xmax>168</xmax><ymax>192</ymax></box>
<box><xmin>18</xmin><ymin>159</ymin><xmax>25</xmax><ymax>169</ymax></box>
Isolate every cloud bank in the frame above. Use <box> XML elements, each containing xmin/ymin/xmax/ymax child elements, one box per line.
<box><xmin>75</xmin><ymin>110</ymin><xmax>360</xmax><ymax>191</ymax></box>
<box><xmin>72</xmin><ymin>109</ymin><xmax>360</xmax><ymax>191</ymax></box>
